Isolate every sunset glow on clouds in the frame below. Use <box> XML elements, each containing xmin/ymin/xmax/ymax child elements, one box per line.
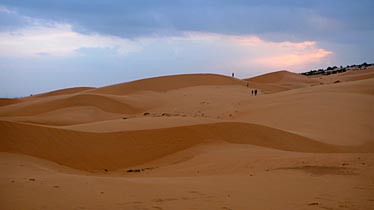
<box><xmin>173</xmin><ymin>32</ymin><xmax>333</xmax><ymax>71</ymax></box>
<box><xmin>254</xmin><ymin>49</ymin><xmax>332</xmax><ymax>69</ymax></box>
<box><xmin>0</xmin><ymin>21</ymin><xmax>332</xmax><ymax>71</ymax></box>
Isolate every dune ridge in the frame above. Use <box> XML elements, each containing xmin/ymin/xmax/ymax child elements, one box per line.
<box><xmin>2</xmin><ymin>120</ymin><xmax>371</xmax><ymax>172</ymax></box>
<box><xmin>246</xmin><ymin>70</ymin><xmax>315</xmax><ymax>84</ymax></box>
<box><xmin>0</xmin><ymin>93</ymin><xmax>141</xmax><ymax>117</ymax></box>
<box><xmin>0</xmin><ymin>87</ymin><xmax>95</xmax><ymax>108</ymax></box>
<box><xmin>245</xmin><ymin>70</ymin><xmax>320</xmax><ymax>93</ymax></box>
<box><xmin>89</xmin><ymin>73</ymin><xmax>246</xmax><ymax>95</ymax></box>
<box><xmin>32</xmin><ymin>87</ymin><xmax>95</xmax><ymax>98</ymax></box>
<box><xmin>1</xmin><ymin>106</ymin><xmax>122</xmax><ymax>126</ymax></box>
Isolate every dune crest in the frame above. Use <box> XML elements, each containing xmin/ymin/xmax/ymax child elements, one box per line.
<box><xmin>3</xmin><ymin>120</ymin><xmax>371</xmax><ymax>172</ymax></box>
<box><xmin>89</xmin><ymin>73</ymin><xmax>246</xmax><ymax>95</ymax></box>
<box><xmin>0</xmin><ymin>93</ymin><xmax>141</xmax><ymax>117</ymax></box>
<box><xmin>245</xmin><ymin>70</ymin><xmax>320</xmax><ymax>93</ymax></box>
<box><xmin>32</xmin><ymin>87</ymin><xmax>95</xmax><ymax>98</ymax></box>
<box><xmin>247</xmin><ymin>70</ymin><xmax>313</xmax><ymax>83</ymax></box>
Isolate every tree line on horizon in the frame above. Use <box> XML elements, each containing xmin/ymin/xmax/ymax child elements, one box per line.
<box><xmin>301</xmin><ymin>62</ymin><xmax>373</xmax><ymax>76</ymax></box>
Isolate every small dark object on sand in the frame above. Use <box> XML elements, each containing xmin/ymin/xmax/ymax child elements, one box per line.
<box><xmin>127</xmin><ymin>169</ymin><xmax>142</xmax><ymax>173</ymax></box>
<box><xmin>127</xmin><ymin>167</ymin><xmax>153</xmax><ymax>173</ymax></box>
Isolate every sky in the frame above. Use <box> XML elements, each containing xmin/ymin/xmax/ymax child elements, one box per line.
<box><xmin>0</xmin><ymin>0</ymin><xmax>373</xmax><ymax>97</ymax></box>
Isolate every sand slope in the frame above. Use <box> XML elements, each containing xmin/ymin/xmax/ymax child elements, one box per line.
<box><xmin>1</xmin><ymin>70</ymin><xmax>373</xmax><ymax>210</ymax></box>
<box><xmin>247</xmin><ymin>70</ymin><xmax>314</xmax><ymax>84</ymax></box>
<box><xmin>2</xmin><ymin>150</ymin><xmax>373</xmax><ymax>210</ymax></box>
<box><xmin>32</xmin><ymin>87</ymin><xmax>94</xmax><ymax>98</ymax></box>
<box><xmin>245</xmin><ymin>70</ymin><xmax>320</xmax><ymax>93</ymax></box>
<box><xmin>0</xmin><ymin>98</ymin><xmax>23</xmax><ymax>107</ymax></box>
<box><xmin>237</xmin><ymin>78</ymin><xmax>374</xmax><ymax>145</ymax></box>
<box><xmin>3</xmin><ymin>120</ymin><xmax>367</xmax><ymax>172</ymax></box>
<box><xmin>1</xmin><ymin>106</ymin><xmax>122</xmax><ymax>126</ymax></box>
<box><xmin>0</xmin><ymin>93</ymin><xmax>141</xmax><ymax>117</ymax></box>
<box><xmin>310</xmin><ymin>66</ymin><xmax>374</xmax><ymax>83</ymax></box>
<box><xmin>63</xmin><ymin>117</ymin><xmax>220</xmax><ymax>132</ymax></box>
<box><xmin>0</xmin><ymin>87</ymin><xmax>94</xmax><ymax>107</ymax></box>
<box><xmin>89</xmin><ymin>73</ymin><xmax>246</xmax><ymax>95</ymax></box>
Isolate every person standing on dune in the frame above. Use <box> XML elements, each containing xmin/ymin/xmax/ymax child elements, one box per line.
<box><xmin>255</xmin><ymin>89</ymin><xmax>257</xmax><ymax>96</ymax></box>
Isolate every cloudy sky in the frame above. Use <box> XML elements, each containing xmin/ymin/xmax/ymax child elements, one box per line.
<box><xmin>0</xmin><ymin>0</ymin><xmax>373</xmax><ymax>97</ymax></box>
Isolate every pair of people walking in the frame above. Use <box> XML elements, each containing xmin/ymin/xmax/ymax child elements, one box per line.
<box><xmin>251</xmin><ymin>89</ymin><xmax>258</xmax><ymax>96</ymax></box>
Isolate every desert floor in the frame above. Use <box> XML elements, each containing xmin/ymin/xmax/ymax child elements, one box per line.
<box><xmin>1</xmin><ymin>67</ymin><xmax>373</xmax><ymax>210</ymax></box>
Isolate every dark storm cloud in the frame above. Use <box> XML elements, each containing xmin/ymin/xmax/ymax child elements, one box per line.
<box><xmin>0</xmin><ymin>0</ymin><xmax>372</xmax><ymax>43</ymax></box>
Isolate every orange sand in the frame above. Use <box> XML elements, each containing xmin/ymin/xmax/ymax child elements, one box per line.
<box><xmin>1</xmin><ymin>67</ymin><xmax>373</xmax><ymax>209</ymax></box>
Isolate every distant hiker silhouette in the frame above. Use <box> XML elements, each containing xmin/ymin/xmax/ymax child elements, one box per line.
<box><xmin>232</xmin><ymin>73</ymin><xmax>234</xmax><ymax>77</ymax></box>
<box><xmin>255</xmin><ymin>89</ymin><xmax>258</xmax><ymax>96</ymax></box>
<box><xmin>251</xmin><ymin>90</ymin><xmax>254</xmax><ymax>95</ymax></box>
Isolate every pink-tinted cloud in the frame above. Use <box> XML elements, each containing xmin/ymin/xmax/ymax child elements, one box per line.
<box><xmin>179</xmin><ymin>32</ymin><xmax>333</xmax><ymax>72</ymax></box>
<box><xmin>0</xmin><ymin>18</ymin><xmax>332</xmax><ymax>73</ymax></box>
<box><xmin>252</xmin><ymin>48</ymin><xmax>332</xmax><ymax>69</ymax></box>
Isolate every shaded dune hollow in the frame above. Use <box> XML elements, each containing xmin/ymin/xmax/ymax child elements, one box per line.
<box><xmin>1</xmin><ymin>120</ymin><xmax>373</xmax><ymax>172</ymax></box>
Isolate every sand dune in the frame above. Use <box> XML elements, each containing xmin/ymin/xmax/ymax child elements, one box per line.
<box><xmin>3</xmin><ymin>119</ymin><xmax>370</xmax><ymax>172</ymax></box>
<box><xmin>89</xmin><ymin>73</ymin><xmax>246</xmax><ymax>95</ymax></box>
<box><xmin>0</xmin><ymin>87</ymin><xmax>95</xmax><ymax>108</ymax></box>
<box><xmin>341</xmin><ymin>67</ymin><xmax>374</xmax><ymax>81</ymax></box>
<box><xmin>0</xmin><ymin>93</ymin><xmax>141</xmax><ymax>117</ymax></box>
<box><xmin>245</xmin><ymin>70</ymin><xmax>320</xmax><ymax>93</ymax></box>
<box><xmin>310</xmin><ymin>66</ymin><xmax>374</xmax><ymax>84</ymax></box>
<box><xmin>63</xmin><ymin>116</ymin><xmax>220</xmax><ymax>132</ymax></box>
<box><xmin>247</xmin><ymin>70</ymin><xmax>315</xmax><ymax>84</ymax></box>
<box><xmin>32</xmin><ymin>87</ymin><xmax>94</xmax><ymax>98</ymax></box>
<box><xmin>1</xmin><ymin>106</ymin><xmax>122</xmax><ymax>126</ymax></box>
<box><xmin>1</xmin><ymin>70</ymin><xmax>373</xmax><ymax>210</ymax></box>
<box><xmin>237</xmin><ymin>78</ymin><xmax>374</xmax><ymax>145</ymax></box>
<box><xmin>2</xmin><ymin>150</ymin><xmax>373</xmax><ymax>210</ymax></box>
<box><xmin>0</xmin><ymin>98</ymin><xmax>23</xmax><ymax>107</ymax></box>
